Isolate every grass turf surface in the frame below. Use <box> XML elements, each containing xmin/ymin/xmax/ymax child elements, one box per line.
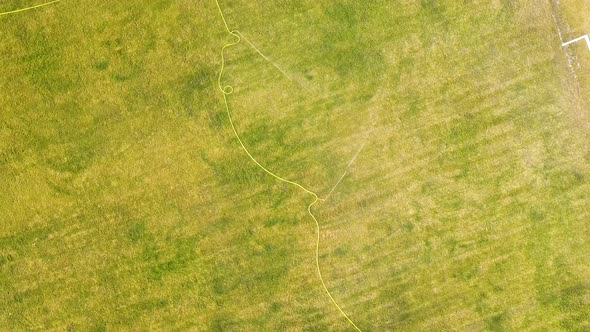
<box><xmin>1</xmin><ymin>0</ymin><xmax>589</xmax><ymax>330</ymax></box>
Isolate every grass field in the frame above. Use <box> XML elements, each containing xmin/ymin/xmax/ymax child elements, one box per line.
<box><xmin>1</xmin><ymin>0</ymin><xmax>589</xmax><ymax>330</ymax></box>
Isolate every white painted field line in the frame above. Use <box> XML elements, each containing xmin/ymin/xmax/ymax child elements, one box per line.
<box><xmin>322</xmin><ymin>141</ymin><xmax>367</xmax><ymax>201</ymax></box>
<box><xmin>551</xmin><ymin>11</ymin><xmax>564</xmax><ymax>43</ymax></box>
<box><xmin>237</xmin><ymin>32</ymin><xmax>292</xmax><ymax>79</ymax></box>
<box><xmin>347</xmin><ymin>141</ymin><xmax>366</xmax><ymax>168</ymax></box>
<box><xmin>562</xmin><ymin>34</ymin><xmax>590</xmax><ymax>51</ymax></box>
<box><xmin>237</xmin><ymin>31</ymin><xmax>312</xmax><ymax>92</ymax></box>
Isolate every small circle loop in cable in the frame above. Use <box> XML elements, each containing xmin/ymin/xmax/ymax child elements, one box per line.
<box><xmin>223</xmin><ymin>85</ymin><xmax>234</xmax><ymax>94</ymax></box>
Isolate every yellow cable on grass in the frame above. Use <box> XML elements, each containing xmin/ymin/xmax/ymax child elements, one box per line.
<box><xmin>0</xmin><ymin>0</ymin><xmax>60</xmax><ymax>16</ymax></box>
<box><xmin>214</xmin><ymin>0</ymin><xmax>362</xmax><ymax>330</ymax></box>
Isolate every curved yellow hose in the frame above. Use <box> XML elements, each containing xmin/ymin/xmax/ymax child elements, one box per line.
<box><xmin>2</xmin><ymin>0</ymin><xmax>363</xmax><ymax>329</ymax></box>
<box><xmin>0</xmin><ymin>0</ymin><xmax>60</xmax><ymax>17</ymax></box>
<box><xmin>213</xmin><ymin>0</ymin><xmax>362</xmax><ymax>330</ymax></box>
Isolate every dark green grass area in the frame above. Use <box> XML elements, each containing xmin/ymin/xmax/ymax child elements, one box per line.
<box><xmin>1</xmin><ymin>0</ymin><xmax>589</xmax><ymax>330</ymax></box>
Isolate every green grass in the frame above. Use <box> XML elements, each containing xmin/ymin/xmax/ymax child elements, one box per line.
<box><xmin>1</xmin><ymin>0</ymin><xmax>589</xmax><ymax>330</ymax></box>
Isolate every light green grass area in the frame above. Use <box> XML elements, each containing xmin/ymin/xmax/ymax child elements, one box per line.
<box><xmin>1</xmin><ymin>0</ymin><xmax>589</xmax><ymax>330</ymax></box>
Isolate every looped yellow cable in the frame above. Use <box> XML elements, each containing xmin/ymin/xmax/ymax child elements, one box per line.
<box><xmin>223</xmin><ymin>85</ymin><xmax>234</xmax><ymax>94</ymax></box>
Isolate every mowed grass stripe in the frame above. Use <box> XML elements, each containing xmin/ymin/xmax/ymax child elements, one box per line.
<box><xmin>309</xmin><ymin>1</ymin><xmax>589</xmax><ymax>329</ymax></box>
